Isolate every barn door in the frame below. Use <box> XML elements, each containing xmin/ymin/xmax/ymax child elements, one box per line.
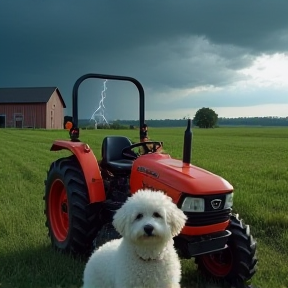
<box><xmin>14</xmin><ymin>113</ymin><xmax>23</xmax><ymax>128</ymax></box>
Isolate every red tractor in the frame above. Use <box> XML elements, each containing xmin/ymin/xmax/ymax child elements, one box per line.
<box><xmin>44</xmin><ymin>73</ymin><xmax>257</xmax><ymax>287</ymax></box>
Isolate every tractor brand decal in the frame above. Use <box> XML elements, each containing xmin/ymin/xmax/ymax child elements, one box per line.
<box><xmin>211</xmin><ymin>199</ymin><xmax>222</xmax><ymax>210</ymax></box>
<box><xmin>137</xmin><ymin>166</ymin><xmax>159</xmax><ymax>178</ymax></box>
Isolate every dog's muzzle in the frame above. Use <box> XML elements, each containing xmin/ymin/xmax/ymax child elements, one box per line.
<box><xmin>144</xmin><ymin>224</ymin><xmax>154</xmax><ymax>236</ymax></box>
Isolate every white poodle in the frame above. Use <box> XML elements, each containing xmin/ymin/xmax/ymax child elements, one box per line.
<box><xmin>82</xmin><ymin>189</ymin><xmax>187</xmax><ymax>288</ymax></box>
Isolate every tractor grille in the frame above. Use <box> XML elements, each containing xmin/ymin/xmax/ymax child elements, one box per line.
<box><xmin>178</xmin><ymin>193</ymin><xmax>232</xmax><ymax>226</ymax></box>
<box><xmin>184</xmin><ymin>209</ymin><xmax>232</xmax><ymax>227</ymax></box>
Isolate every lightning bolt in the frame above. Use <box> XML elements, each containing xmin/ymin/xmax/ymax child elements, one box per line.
<box><xmin>90</xmin><ymin>79</ymin><xmax>109</xmax><ymax>128</ymax></box>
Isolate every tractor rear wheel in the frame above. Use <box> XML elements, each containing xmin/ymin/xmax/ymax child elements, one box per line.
<box><xmin>44</xmin><ymin>155</ymin><xmax>99</xmax><ymax>256</ymax></box>
<box><xmin>196</xmin><ymin>214</ymin><xmax>257</xmax><ymax>287</ymax></box>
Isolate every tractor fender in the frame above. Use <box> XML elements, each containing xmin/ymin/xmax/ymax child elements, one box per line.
<box><xmin>50</xmin><ymin>140</ymin><xmax>106</xmax><ymax>203</ymax></box>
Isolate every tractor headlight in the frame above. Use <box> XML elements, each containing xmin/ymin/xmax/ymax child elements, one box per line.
<box><xmin>224</xmin><ymin>193</ymin><xmax>233</xmax><ymax>209</ymax></box>
<box><xmin>181</xmin><ymin>197</ymin><xmax>205</xmax><ymax>212</ymax></box>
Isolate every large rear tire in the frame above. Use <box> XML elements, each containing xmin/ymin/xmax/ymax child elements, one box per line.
<box><xmin>196</xmin><ymin>214</ymin><xmax>257</xmax><ymax>287</ymax></box>
<box><xmin>44</xmin><ymin>155</ymin><xmax>100</xmax><ymax>256</ymax></box>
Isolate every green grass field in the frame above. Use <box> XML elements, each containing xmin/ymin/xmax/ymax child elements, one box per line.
<box><xmin>0</xmin><ymin>127</ymin><xmax>287</xmax><ymax>288</ymax></box>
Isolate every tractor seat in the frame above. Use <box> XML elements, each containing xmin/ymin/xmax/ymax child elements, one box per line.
<box><xmin>100</xmin><ymin>136</ymin><xmax>134</xmax><ymax>174</ymax></box>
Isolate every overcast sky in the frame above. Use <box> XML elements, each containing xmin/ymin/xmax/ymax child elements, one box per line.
<box><xmin>1</xmin><ymin>0</ymin><xmax>288</xmax><ymax>121</ymax></box>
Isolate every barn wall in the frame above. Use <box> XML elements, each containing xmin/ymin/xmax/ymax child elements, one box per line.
<box><xmin>46</xmin><ymin>91</ymin><xmax>64</xmax><ymax>129</ymax></box>
<box><xmin>0</xmin><ymin>103</ymin><xmax>46</xmax><ymax>128</ymax></box>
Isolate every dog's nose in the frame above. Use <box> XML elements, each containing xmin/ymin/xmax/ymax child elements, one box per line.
<box><xmin>144</xmin><ymin>224</ymin><xmax>154</xmax><ymax>236</ymax></box>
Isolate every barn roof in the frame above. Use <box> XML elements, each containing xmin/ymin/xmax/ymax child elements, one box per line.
<box><xmin>0</xmin><ymin>87</ymin><xmax>66</xmax><ymax>108</ymax></box>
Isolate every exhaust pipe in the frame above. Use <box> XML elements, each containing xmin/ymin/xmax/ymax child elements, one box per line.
<box><xmin>182</xmin><ymin>119</ymin><xmax>193</xmax><ymax>164</ymax></box>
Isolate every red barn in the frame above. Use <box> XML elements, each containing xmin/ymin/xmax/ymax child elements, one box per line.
<box><xmin>0</xmin><ymin>87</ymin><xmax>66</xmax><ymax>129</ymax></box>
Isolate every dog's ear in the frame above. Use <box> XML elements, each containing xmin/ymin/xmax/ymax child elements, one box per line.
<box><xmin>165</xmin><ymin>199</ymin><xmax>187</xmax><ymax>237</ymax></box>
<box><xmin>112</xmin><ymin>204</ymin><xmax>128</xmax><ymax>236</ymax></box>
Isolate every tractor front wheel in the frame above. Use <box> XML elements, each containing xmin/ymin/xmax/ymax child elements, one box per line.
<box><xmin>196</xmin><ymin>214</ymin><xmax>257</xmax><ymax>287</ymax></box>
<box><xmin>44</xmin><ymin>155</ymin><xmax>99</xmax><ymax>256</ymax></box>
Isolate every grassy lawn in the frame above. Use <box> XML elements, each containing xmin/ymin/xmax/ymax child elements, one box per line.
<box><xmin>0</xmin><ymin>126</ymin><xmax>287</xmax><ymax>288</ymax></box>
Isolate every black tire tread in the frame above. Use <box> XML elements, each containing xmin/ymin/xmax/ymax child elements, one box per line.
<box><xmin>229</xmin><ymin>214</ymin><xmax>257</xmax><ymax>283</ymax></box>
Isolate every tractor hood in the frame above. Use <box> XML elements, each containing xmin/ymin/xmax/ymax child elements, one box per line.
<box><xmin>130</xmin><ymin>153</ymin><xmax>233</xmax><ymax>200</ymax></box>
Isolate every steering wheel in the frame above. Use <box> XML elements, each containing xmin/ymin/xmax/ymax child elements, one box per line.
<box><xmin>122</xmin><ymin>141</ymin><xmax>163</xmax><ymax>160</ymax></box>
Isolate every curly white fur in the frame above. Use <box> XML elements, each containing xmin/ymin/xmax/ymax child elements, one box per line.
<box><xmin>82</xmin><ymin>189</ymin><xmax>187</xmax><ymax>288</ymax></box>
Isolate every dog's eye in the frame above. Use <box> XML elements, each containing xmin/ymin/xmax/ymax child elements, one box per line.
<box><xmin>135</xmin><ymin>213</ymin><xmax>143</xmax><ymax>220</ymax></box>
<box><xmin>153</xmin><ymin>212</ymin><xmax>162</xmax><ymax>218</ymax></box>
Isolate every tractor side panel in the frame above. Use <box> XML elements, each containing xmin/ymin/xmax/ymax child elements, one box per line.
<box><xmin>130</xmin><ymin>153</ymin><xmax>233</xmax><ymax>195</ymax></box>
<box><xmin>130</xmin><ymin>170</ymin><xmax>183</xmax><ymax>204</ymax></box>
<box><xmin>50</xmin><ymin>140</ymin><xmax>106</xmax><ymax>203</ymax></box>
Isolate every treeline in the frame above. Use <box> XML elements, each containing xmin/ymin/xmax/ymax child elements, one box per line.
<box><xmin>78</xmin><ymin>117</ymin><xmax>287</xmax><ymax>128</ymax></box>
<box><xmin>217</xmin><ymin>117</ymin><xmax>287</xmax><ymax>127</ymax></box>
<box><xmin>122</xmin><ymin>117</ymin><xmax>287</xmax><ymax>127</ymax></box>
<box><xmin>118</xmin><ymin>119</ymin><xmax>189</xmax><ymax>128</ymax></box>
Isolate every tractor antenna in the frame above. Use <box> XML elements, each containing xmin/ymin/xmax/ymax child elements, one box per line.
<box><xmin>182</xmin><ymin>119</ymin><xmax>193</xmax><ymax>164</ymax></box>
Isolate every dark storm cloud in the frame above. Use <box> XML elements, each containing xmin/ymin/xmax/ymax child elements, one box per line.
<box><xmin>0</xmin><ymin>0</ymin><xmax>288</xmax><ymax>119</ymax></box>
<box><xmin>2</xmin><ymin>0</ymin><xmax>287</xmax><ymax>53</ymax></box>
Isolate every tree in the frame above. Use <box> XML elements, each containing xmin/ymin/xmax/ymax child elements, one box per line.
<box><xmin>193</xmin><ymin>107</ymin><xmax>218</xmax><ymax>128</ymax></box>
